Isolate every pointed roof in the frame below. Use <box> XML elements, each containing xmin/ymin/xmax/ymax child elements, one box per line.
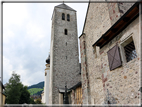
<box><xmin>55</xmin><ymin>3</ymin><xmax>76</xmax><ymax>11</ymax></box>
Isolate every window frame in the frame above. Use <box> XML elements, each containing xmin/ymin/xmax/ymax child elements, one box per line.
<box><xmin>124</xmin><ymin>41</ymin><xmax>137</xmax><ymax>62</ymax></box>
<box><xmin>119</xmin><ymin>34</ymin><xmax>137</xmax><ymax>64</ymax></box>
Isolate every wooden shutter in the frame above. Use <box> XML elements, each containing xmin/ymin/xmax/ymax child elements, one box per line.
<box><xmin>107</xmin><ymin>44</ymin><xmax>122</xmax><ymax>71</ymax></box>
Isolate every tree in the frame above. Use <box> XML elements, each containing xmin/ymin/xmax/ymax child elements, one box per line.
<box><xmin>5</xmin><ymin>72</ymin><xmax>22</xmax><ymax>104</ymax></box>
<box><xmin>29</xmin><ymin>98</ymin><xmax>36</xmax><ymax>104</ymax></box>
<box><xmin>4</xmin><ymin>72</ymin><xmax>33</xmax><ymax>104</ymax></box>
<box><xmin>19</xmin><ymin>86</ymin><xmax>30</xmax><ymax>104</ymax></box>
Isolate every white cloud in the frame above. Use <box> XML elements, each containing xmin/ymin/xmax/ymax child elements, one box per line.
<box><xmin>3</xmin><ymin>29</ymin><xmax>15</xmax><ymax>44</ymax></box>
<box><xmin>26</xmin><ymin>22</ymin><xmax>45</xmax><ymax>42</ymax></box>
<box><xmin>3</xmin><ymin>56</ymin><xmax>14</xmax><ymax>84</ymax></box>
<box><xmin>3</xmin><ymin>3</ymin><xmax>29</xmax><ymax>28</ymax></box>
<box><xmin>3</xmin><ymin>3</ymin><xmax>88</xmax><ymax>86</ymax></box>
<box><xmin>22</xmin><ymin>70</ymin><xmax>44</xmax><ymax>86</ymax></box>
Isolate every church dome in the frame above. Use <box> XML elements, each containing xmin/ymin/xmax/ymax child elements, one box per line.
<box><xmin>46</xmin><ymin>55</ymin><xmax>50</xmax><ymax>64</ymax></box>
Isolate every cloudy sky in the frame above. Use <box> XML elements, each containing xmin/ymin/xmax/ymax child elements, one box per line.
<box><xmin>3</xmin><ymin>2</ymin><xmax>88</xmax><ymax>86</ymax></box>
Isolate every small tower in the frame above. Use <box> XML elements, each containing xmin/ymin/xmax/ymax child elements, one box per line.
<box><xmin>44</xmin><ymin>55</ymin><xmax>50</xmax><ymax>104</ymax></box>
<box><xmin>49</xmin><ymin>3</ymin><xmax>80</xmax><ymax>104</ymax></box>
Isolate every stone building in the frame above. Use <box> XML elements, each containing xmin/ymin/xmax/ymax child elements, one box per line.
<box><xmin>48</xmin><ymin>3</ymin><xmax>81</xmax><ymax>104</ymax></box>
<box><xmin>79</xmin><ymin>2</ymin><xmax>141</xmax><ymax>105</ymax></box>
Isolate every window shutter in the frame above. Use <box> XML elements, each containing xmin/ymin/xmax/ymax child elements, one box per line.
<box><xmin>107</xmin><ymin>44</ymin><xmax>122</xmax><ymax>71</ymax></box>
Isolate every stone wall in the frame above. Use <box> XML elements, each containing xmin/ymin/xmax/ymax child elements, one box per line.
<box><xmin>80</xmin><ymin>2</ymin><xmax>140</xmax><ymax>105</ymax></box>
<box><xmin>80</xmin><ymin>3</ymin><xmax>112</xmax><ymax>104</ymax></box>
<box><xmin>118</xmin><ymin>3</ymin><xmax>135</xmax><ymax>17</ymax></box>
<box><xmin>107</xmin><ymin>3</ymin><xmax>135</xmax><ymax>25</ymax></box>
<box><xmin>50</xmin><ymin>6</ymin><xmax>81</xmax><ymax>104</ymax></box>
<box><xmin>80</xmin><ymin>34</ymin><xmax>90</xmax><ymax>104</ymax></box>
<box><xmin>99</xmin><ymin>17</ymin><xmax>140</xmax><ymax>105</ymax></box>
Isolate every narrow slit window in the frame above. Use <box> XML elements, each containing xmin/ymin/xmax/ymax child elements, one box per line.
<box><xmin>67</xmin><ymin>14</ymin><xmax>70</xmax><ymax>21</ymax></box>
<box><xmin>65</xmin><ymin>29</ymin><xmax>68</xmax><ymax>35</ymax></box>
<box><xmin>66</xmin><ymin>42</ymin><xmax>67</xmax><ymax>46</ymax></box>
<box><xmin>62</xmin><ymin>13</ymin><xmax>65</xmax><ymax>20</ymax></box>
<box><xmin>66</xmin><ymin>56</ymin><xmax>67</xmax><ymax>59</ymax></box>
<box><xmin>124</xmin><ymin>41</ymin><xmax>137</xmax><ymax>62</ymax></box>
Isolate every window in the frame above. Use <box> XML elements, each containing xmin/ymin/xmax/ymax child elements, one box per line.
<box><xmin>67</xmin><ymin>14</ymin><xmax>70</xmax><ymax>21</ymax></box>
<box><xmin>107</xmin><ymin>44</ymin><xmax>122</xmax><ymax>71</ymax></box>
<box><xmin>62</xmin><ymin>13</ymin><xmax>65</xmax><ymax>20</ymax></box>
<box><xmin>124</xmin><ymin>41</ymin><xmax>137</xmax><ymax>62</ymax></box>
<box><xmin>66</xmin><ymin>42</ymin><xmax>67</xmax><ymax>46</ymax></box>
<box><xmin>120</xmin><ymin>35</ymin><xmax>137</xmax><ymax>63</ymax></box>
<box><xmin>65</xmin><ymin>29</ymin><xmax>68</xmax><ymax>35</ymax></box>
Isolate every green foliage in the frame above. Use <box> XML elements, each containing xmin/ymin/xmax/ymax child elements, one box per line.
<box><xmin>5</xmin><ymin>72</ymin><xmax>23</xmax><ymax>104</ymax></box>
<box><xmin>35</xmin><ymin>98</ymin><xmax>42</xmax><ymax>104</ymax></box>
<box><xmin>29</xmin><ymin>98</ymin><xmax>36</xmax><ymax>104</ymax></box>
<box><xmin>4</xmin><ymin>72</ymin><xmax>34</xmax><ymax>104</ymax></box>
<box><xmin>28</xmin><ymin>81</ymin><xmax>44</xmax><ymax>89</ymax></box>
<box><xmin>28</xmin><ymin>88</ymin><xmax>43</xmax><ymax>95</ymax></box>
<box><xmin>19</xmin><ymin>86</ymin><xmax>30</xmax><ymax>104</ymax></box>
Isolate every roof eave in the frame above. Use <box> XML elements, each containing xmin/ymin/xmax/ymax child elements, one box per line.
<box><xmin>55</xmin><ymin>6</ymin><xmax>76</xmax><ymax>12</ymax></box>
<box><xmin>92</xmin><ymin>2</ymin><xmax>140</xmax><ymax>48</ymax></box>
<box><xmin>79</xmin><ymin>1</ymin><xmax>90</xmax><ymax>38</ymax></box>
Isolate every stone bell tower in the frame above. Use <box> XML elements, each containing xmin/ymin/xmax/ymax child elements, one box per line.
<box><xmin>49</xmin><ymin>3</ymin><xmax>80</xmax><ymax>104</ymax></box>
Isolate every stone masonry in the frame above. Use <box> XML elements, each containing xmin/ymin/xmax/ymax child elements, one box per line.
<box><xmin>80</xmin><ymin>2</ymin><xmax>140</xmax><ymax>105</ymax></box>
<box><xmin>49</xmin><ymin>4</ymin><xmax>80</xmax><ymax>104</ymax></box>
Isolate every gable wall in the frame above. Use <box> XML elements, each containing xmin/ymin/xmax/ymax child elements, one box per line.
<box><xmin>80</xmin><ymin>2</ymin><xmax>140</xmax><ymax>105</ymax></box>
<box><xmin>81</xmin><ymin>3</ymin><xmax>112</xmax><ymax>104</ymax></box>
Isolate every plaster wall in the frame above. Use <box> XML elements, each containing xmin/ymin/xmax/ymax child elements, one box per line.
<box><xmin>0</xmin><ymin>86</ymin><xmax>2</xmax><ymax>106</ymax></box>
<box><xmin>41</xmin><ymin>92</ymin><xmax>45</xmax><ymax>103</ymax></box>
<box><xmin>46</xmin><ymin>70</ymin><xmax>50</xmax><ymax>104</ymax></box>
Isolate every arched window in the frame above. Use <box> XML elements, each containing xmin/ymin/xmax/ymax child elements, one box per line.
<box><xmin>62</xmin><ymin>13</ymin><xmax>65</xmax><ymax>20</ymax></box>
<box><xmin>67</xmin><ymin>14</ymin><xmax>70</xmax><ymax>21</ymax></box>
<box><xmin>65</xmin><ymin>29</ymin><xmax>68</xmax><ymax>35</ymax></box>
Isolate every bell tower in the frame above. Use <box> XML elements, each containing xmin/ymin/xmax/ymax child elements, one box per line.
<box><xmin>49</xmin><ymin>3</ymin><xmax>80</xmax><ymax>104</ymax></box>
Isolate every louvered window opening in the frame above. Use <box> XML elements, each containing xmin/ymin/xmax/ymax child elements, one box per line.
<box><xmin>67</xmin><ymin>14</ymin><xmax>70</xmax><ymax>21</ymax></box>
<box><xmin>62</xmin><ymin>13</ymin><xmax>65</xmax><ymax>20</ymax></box>
<box><xmin>75</xmin><ymin>86</ymin><xmax>82</xmax><ymax>104</ymax></box>
<box><xmin>124</xmin><ymin>41</ymin><xmax>137</xmax><ymax>62</ymax></box>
